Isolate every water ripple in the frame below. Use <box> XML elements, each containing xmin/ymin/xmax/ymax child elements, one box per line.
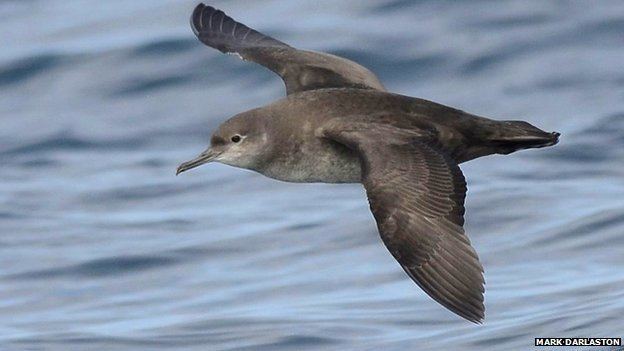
<box><xmin>2</xmin><ymin>0</ymin><xmax>623</xmax><ymax>350</ymax></box>
<box><xmin>0</xmin><ymin>54</ymin><xmax>64</xmax><ymax>86</ymax></box>
<box><xmin>0</xmin><ymin>132</ymin><xmax>149</xmax><ymax>156</ymax></box>
<box><xmin>10</xmin><ymin>255</ymin><xmax>179</xmax><ymax>280</ymax></box>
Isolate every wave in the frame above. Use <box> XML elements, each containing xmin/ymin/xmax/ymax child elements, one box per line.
<box><xmin>0</xmin><ymin>53</ymin><xmax>67</xmax><ymax>86</ymax></box>
<box><xmin>9</xmin><ymin>255</ymin><xmax>180</xmax><ymax>280</ymax></box>
<box><xmin>0</xmin><ymin>132</ymin><xmax>150</xmax><ymax>156</ymax></box>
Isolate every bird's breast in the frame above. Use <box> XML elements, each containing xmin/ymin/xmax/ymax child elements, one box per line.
<box><xmin>260</xmin><ymin>136</ymin><xmax>361</xmax><ymax>183</ymax></box>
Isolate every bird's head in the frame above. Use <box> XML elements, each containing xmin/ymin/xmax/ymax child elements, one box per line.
<box><xmin>176</xmin><ymin>111</ymin><xmax>269</xmax><ymax>175</ymax></box>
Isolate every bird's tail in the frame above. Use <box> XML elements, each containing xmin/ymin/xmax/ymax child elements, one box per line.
<box><xmin>487</xmin><ymin>120</ymin><xmax>560</xmax><ymax>154</ymax></box>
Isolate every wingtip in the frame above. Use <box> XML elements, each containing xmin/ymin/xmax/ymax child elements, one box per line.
<box><xmin>190</xmin><ymin>3</ymin><xmax>230</xmax><ymax>39</ymax></box>
<box><xmin>190</xmin><ymin>3</ymin><xmax>205</xmax><ymax>35</ymax></box>
<box><xmin>459</xmin><ymin>304</ymin><xmax>485</xmax><ymax>324</ymax></box>
<box><xmin>471</xmin><ymin>305</ymin><xmax>485</xmax><ymax>324</ymax></box>
<box><xmin>193</xmin><ymin>2</ymin><xmax>208</xmax><ymax>13</ymax></box>
<box><xmin>190</xmin><ymin>3</ymin><xmax>218</xmax><ymax>35</ymax></box>
<box><xmin>192</xmin><ymin>3</ymin><xmax>206</xmax><ymax>18</ymax></box>
<box><xmin>472</xmin><ymin>317</ymin><xmax>485</xmax><ymax>325</ymax></box>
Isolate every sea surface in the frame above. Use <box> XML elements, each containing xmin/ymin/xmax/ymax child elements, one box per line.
<box><xmin>1</xmin><ymin>0</ymin><xmax>624</xmax><ymax>350</ymax></box>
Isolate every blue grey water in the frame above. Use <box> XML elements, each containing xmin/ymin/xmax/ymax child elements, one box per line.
<box><xmin>1</xmin><ymin>0</ymin><xmax>623</xmax><ymax>350</ymax></box>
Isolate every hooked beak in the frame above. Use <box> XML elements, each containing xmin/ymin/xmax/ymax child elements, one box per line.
<box><xmin>176</xmin><ymin>148</ymin><xmax>221</xmax><ymax>175</ymax></box>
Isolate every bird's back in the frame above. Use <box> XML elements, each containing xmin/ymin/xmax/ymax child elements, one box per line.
<box><xmin>270</xmin><ymin>88</ymin><xmax>558</xmax><ymax>163</ymax></box>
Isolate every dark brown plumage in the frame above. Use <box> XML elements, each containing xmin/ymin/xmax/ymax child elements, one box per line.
<box><xmin>177</xmin><ymin>3</ymin><xmax>561</xmax><ymax>324</ymax></box>
<box><xmin>321</xmin><ymin>118</ymin><xmax>482</xmax><ymax>322</ymax></box>
<box><xmin>190</xmin><ymin>3</ymin><xmax>385</xmax><ymax>94</ymax></box>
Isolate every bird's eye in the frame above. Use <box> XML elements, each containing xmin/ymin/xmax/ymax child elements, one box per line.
<box><xmin>231</xmin><ymin>135</ymin><xmax>242</xmax><ymax>143</ymax></box>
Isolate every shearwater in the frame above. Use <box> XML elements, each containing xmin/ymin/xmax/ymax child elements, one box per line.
<box><xmin>176</xmin><ymin>3</ymin><xmax>560</xmax><ymax>323</ymax></box>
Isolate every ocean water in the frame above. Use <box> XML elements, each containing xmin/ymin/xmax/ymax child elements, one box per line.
<box><xmin>1</xmin><ymin>0</ymin><xmax>623</xmax><ymax>350</ymax></box>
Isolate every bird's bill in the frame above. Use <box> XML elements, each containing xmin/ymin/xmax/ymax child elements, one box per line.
<box><xmin>176</xmin><ymin>148</ymin><xmax>221</xmax><ymax>175</ymax></box>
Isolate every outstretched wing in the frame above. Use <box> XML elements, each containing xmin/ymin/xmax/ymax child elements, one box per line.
<box><xmin>321</xmin><ymin>118</ymin><xmax>485</xmax><ymax>323</ymax></box>
<box><xmin>190</xmin><ymin>3</ymin><xmax>385</xmax><ymax>95</ymax></box>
